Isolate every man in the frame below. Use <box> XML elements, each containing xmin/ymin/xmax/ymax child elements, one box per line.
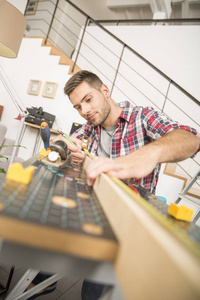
<box><xmin>45</xmin><ymin>70</ymin><xmax>199</xmax><ymax>300</ymax></box>
<box><xmin>58</xmin><ymin>70</ymin><xmax>200</xmax><ymax>192</ymax></box>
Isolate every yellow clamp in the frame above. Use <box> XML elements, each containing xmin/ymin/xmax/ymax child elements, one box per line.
<box><xmin>6</xmin><ymin>163</ymin><xmax>36</xmax><ymax>184</ymax></box>
<box><xmin>168</xmin><ymin>203</ymin><xmax>194</xmax><ymax>222</ymax></box>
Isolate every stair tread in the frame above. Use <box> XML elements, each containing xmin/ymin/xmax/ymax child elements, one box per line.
<box><xmin>24</xmin><ymin>36</ymin><xmax>81</xmax><ymax>75</ymax></box>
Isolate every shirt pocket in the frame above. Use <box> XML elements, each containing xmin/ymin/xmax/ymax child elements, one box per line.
<box><xmin>120</xmin><ymin>135</ymin><xmax>144</xmax><ymax>156</ymax></box>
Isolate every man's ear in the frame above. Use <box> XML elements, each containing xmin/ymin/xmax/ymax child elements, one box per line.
<box><xmin>101</xmin><ymin>84</ymin><xmax>110</xmax><ymax>98</ymax></box>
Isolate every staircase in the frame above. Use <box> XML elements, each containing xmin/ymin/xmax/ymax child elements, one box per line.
<box><xmin>23</xmin><ymin>36</ymin><xmax>81</xmax><ymax>75</ymax></box>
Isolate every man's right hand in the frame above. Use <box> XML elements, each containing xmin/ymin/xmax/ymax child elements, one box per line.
<box><xmin>50</xmin><ymin>134</ymin><xmax>85</xmax><ymax>163</ymax></box>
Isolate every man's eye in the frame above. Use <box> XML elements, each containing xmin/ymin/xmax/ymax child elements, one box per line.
<box><xmin>86</xmin><ymin>98</ymin><xmax>91</xmax><ymax>103</ymax></box>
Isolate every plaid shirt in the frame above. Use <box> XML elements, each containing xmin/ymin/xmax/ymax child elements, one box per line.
<box><xmin>71</xmin><ymin>101</ymin><xmax>199</xmax><ymax>194</ymax></box>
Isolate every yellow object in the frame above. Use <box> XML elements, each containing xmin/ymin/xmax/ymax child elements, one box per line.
<box><xmin>82</xmin><ymin>148</ymin><xmax>92</xmax><ymax>158</ymax></box>
<box><xmin>38</xmin><ymin>148</ymin><xmax>51</xmax><ymax>159</ymax></box>
<box><xmin>168</xmin><ymin>203</ymin><xmax>194</xmax><ymax>222</ymax></box>
<box><xmin>6</xmin><ymin>163</ymin><xmax>36</xmax><ymax>184</ymax></box>
<box><xmin>82</xmin><ymin>136</ymin><xmax>89</xmax><ymax>149</ymax></box>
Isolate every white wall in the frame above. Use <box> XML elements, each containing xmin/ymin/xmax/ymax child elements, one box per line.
<box><xmin>74</xmin><ymin>25</ymin><xmax>200</xmax><ymax>102</ymax></box>
<box><xmin>0</xmin><ymin>38</ymin><xmax>85</xmax><ymax>161</ymax></box>
<box><xmin>107</xmin><ymin>26</ymin><xmax>200</xmax><ymax>101</ymax></box>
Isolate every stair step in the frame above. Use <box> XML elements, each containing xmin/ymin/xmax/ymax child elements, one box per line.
<box><xmin>24</xmin><ymin>36</ymin><xmax>81</xmax><ymax>75</ymax></box>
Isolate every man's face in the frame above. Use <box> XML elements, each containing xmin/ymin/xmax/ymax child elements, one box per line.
<box><xmin>70</xmin><ymin>81</ymin><xmax>111</xmax><ymax>127</ymax></box>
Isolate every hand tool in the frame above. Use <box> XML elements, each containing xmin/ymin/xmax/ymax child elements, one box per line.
<box><xmin>40</xmin><ymin>122</ymin><xmax>50</xmax><ymax>150</ymax></box>
<box><xmin>58</xmin><ymin>130</ymin><xmax>92</xmax><ymax>158</ymax></box>
<box><xmin>40</xmin><ymin>123</ymin><xmax>68</xmax><ymax>165</ymax></box>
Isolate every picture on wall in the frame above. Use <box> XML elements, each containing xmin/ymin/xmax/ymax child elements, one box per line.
<box><xmin>25</xmin><ymin>0</ymin><xmax>39</xmax><ymax>16</ymax></box>
<box><xmin>27</xmin><ymin>80</ymin><xmax>42</xmax><ymax>96</ymax></box>
<box><xmin>42</xmin><ymin>82</ymin><xmax>58</xmax><ymax>99</ymax></box>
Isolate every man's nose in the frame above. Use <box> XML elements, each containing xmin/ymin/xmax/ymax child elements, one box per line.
<box><xmin>82</xmin><ymin>103</ymin><xmax>91</xmax><ymax>115</ymax></box>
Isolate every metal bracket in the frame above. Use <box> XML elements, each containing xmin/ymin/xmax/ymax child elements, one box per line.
<box><xmin>179</xmin><ymin>169</ymin><xmax>200</xmax><ymax>196</ymax></box>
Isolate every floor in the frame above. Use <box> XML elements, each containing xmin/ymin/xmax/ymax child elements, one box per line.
<box><xmin>0</xmin><ymin>264</ymin><xmax>83</xmax><ymax>300</ymax></box>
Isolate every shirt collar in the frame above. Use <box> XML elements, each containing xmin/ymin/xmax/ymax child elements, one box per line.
<box><xmin>117</xmin><ymin>101</ymin><xmax>134</xmax><ymax>122</ymax></box>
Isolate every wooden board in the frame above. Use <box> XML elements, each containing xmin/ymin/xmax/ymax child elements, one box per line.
<box><xmin>91</xmin><ymin>163</ymin><xmax>200</xmax><ymax>300</ymax></box>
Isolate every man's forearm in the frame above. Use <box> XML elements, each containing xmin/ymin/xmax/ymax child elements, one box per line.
<box><xmin>151</xmin><ymin>129</ymin><xmax>200</xmax><ymax>164</ymax></box>
<box><xmin>86</xmin><ymin>129</ymin><xmax>200</xmax><ymax>185</ymax></box>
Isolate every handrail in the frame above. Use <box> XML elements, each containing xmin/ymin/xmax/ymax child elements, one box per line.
<box><xmin>94</xmin><ymin>18</ymin><xmax>200</xmax><ymax>25</ymax></box>
<box><xmin>45</xmin><ymin>0</ymin><xmax>59</xmax><ymax>44</ymax></box>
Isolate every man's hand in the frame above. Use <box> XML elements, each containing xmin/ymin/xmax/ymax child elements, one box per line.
<box><xmin>86</xmin><ymin>130</ymin><xmax>200</xmax><ymax>186</ymax></box>
<box><xmin>50</xmin><ymin>134</ymin><xmax>85</xmax><ymax>163</ymax></box>
<box><xmin>86</xmin><ymin>144</ymin><xmax>159</xmax><ymax>186</ymax></box>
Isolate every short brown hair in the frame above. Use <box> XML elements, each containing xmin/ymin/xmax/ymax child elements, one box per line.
<box><xmin>64</xmin><ymin>70</ymin><xmax>103</xmax><ymax>98</ymax></box>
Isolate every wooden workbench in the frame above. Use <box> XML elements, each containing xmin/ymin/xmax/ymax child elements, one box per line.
<box><xmin>0</xmin><ymin>156</ymin><xmax>200</xmax><ymax>299</ymax></box>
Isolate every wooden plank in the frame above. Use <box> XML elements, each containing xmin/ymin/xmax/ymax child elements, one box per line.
<box><xmin>24</xmin><ymin>122</ymin><xmax>59</xmax><ymax>134</ymax></box>
<box><xmin>88</xmin><ymin>158</ymin><xmax>200</xmax><ymax>300</ymax></box>
<box><xmin>0</xmin><ymin>216</ymin><xmax>117</xmax><ymax>262</ymax></box>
